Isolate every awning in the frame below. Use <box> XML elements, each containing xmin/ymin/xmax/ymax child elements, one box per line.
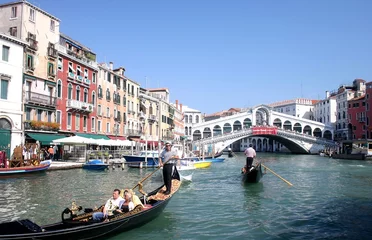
<box><xmin>27</xmin><ymin>133</ymin><xmax>67</xmax><ymax>145</ymax></box>
<box><xmin>107</xmin><ymin>135</ymin><xmax>126</xmax><ymax>141</ymax></box>
<box><xmin>75</xmin><ymin>133</ymin><xmax>110</xmax><ymax>140</ymax></box>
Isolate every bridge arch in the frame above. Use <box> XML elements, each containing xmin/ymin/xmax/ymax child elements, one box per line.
<box><xmin>203</xmin><ymin>127</ymin><xmax>212</xmax><ymax>138</ymax></box>
<box><xmin>254</xmin><ymin>106</ymin><xmax>271</xmax><ymax>126</ymax></box>
<box><xmin>193</xmin><ymin>130</ymin><xmax>201</xmax><ymax>140</ymax></box>
<box><xmin>213</xmin><ymin>125</ymin><xmax>222</xmax><ymax>136</ymax></box>
<box><xmin>313</xmin><ymin>128</ymin><xmax>322</xmax><ymax>137</ymax></box>
<box><xmin>303</xmin><ymin>125</ymin><xmax>312</xmax><ymax>135</ymax></box>
<box><xmin>323</xmin><ymin>130</ymin><xmax>333</xmax><ymax>140</ymax></box>
<box><xmin>233</xmin><ymin>120</ymin><xmax>242</xmax><ymax>131</ymax></box>
<box><xmin>243</xmin><ymin>118</ymin><xmax>252</xmax><ymax>128</ymax></box>
<box><xmin>283</xmin><ymin>120</ymin><xmax>292</xmax><ymax>131</ymax></box>
<box><xmin>223</xmin><ymin>123</ymin><xmax>232</xmax><ymax>133</ymax></box>
<box><xmin>293</xmin><ymin>123</ymin><xmax>302</xmax><ymax>133</ymax></box>
<box><xmin>273</xmin><ymin>118</ymin><xmax>282</xmax><ymax>128</ymax></box>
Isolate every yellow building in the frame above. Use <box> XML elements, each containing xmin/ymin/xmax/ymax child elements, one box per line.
<box><xmin>96</xmin><ymin>62</ymin><xmax>127</xmax><ymax>139</ymax></box>
<box><xmin>124</xmin><ymin>76</ymin><xmax>141</xmax><ymax>139</ymax></box>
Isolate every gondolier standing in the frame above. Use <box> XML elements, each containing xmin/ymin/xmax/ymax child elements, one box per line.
<box><xmin>159</xmin><ymin>142</ymin><xmax>179</xmax><ymax>195</ymax></box>
<box><xmin>244</xmin><ymin>144</ymin><xmax>256</xmax><ymax>171</ymax></box>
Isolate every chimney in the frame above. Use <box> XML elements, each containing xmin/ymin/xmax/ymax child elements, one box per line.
<box><xmin>180</xmin><ymin>103</ymin><xmax>182</xmax><ymax>112</ymax></box>
<box><xmin>325</xmin><ymin>91</ymin><xmax>330</xmax><ymax>99</ymax></box>
<box><xmin>176</xmin><ymin>100</ymin><xmax>179</xmax><ymax>110</ymax></box>
<box><xmin>109</xmin><ymin>62</ymin><xmax>113</xmax><ymax>70</ymax></box>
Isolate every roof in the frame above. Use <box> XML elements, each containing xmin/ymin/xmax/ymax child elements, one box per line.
<box><xmin>182</xmin><ymin>106</ymin><xmax>201</xmax><ymax>113</ymax></box>
<box><xmin>0</xmin><ymin>32</ymin><xmax>28</xmax><ymax>46</ymax></box>
<box><xmin>0</xmin><ymin>1</ymin><xmax>60</xmax><ymax>21</ymax></box>
<box><xmin>349</xmin><ymin>95</ymin><xmax>365</xmax><ymax>101</ymax></box>
<box><xmin>60</xmin><ymin>33</ymin><xmax>95</xmax><ymax>54</ymax></box>
<box><xmin>148</xmin><ymin>88</ymin><xmax>169</xmax><ymax>92</ymax></box>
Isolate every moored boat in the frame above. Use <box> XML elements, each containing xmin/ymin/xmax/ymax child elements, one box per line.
<box><xmin>241</xmin><ymin>163</ymin><xmax>263</xmax><ymax>183</ymax></box>
<box><xmin>193</xmin><ymin>161</ymin><xmax>212</xmax><ymax>169</ymax></box>
<box><xmin>0</xmin><ymin>160</ymin><xmax>51</xmax><ymax>176</ymax></box>
<box><xmin>0</xmin><ymin>168</ymin><xmax>181</xmax><ymax>240</ymax></box>
<box><xmin>82</xmin><ymin>159</ymin><xmax>109</xmax><ymax>170</ymax></box>
<box><xmin>206</xmin><ymin>157</ymin><xmax>225</xmax><ymax>163</ymax></box>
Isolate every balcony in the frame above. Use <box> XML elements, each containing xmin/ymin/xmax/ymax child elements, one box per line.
<box><xmin>126</xmin><ymin>129</ymin><xmax>142</xmax><ymax>136</ymax></box>
<box><xmin>67</xmin><ymin>72</ymin><xmax>75</xmax><ymax>79</ymax></box>
<box><xmin>162</xmin><ymin>133</ymin><xmax>175</xmax><ymax>141</ymax></box>
<box><xmin>25</xmin><ymin>91</ymin><xmax>56</xmax><ymax>107</ymax></box>
<box><xmin>48</xmin><ymin>47</ymin><xmax>58</xmax><ymax>58</ymax></box>
<box><xmin>28</xmin><ymin>38</ymin><xmax>38</xmax><ymax>51</ymax></box>
<box><xmin>24</xmin><ymin>120</ymin><xmax>60</xmax><ymax>132</ymax></box>
<box><xmin>58</xmin><ymin>45</ymin><xmax>98</xmax><ymax>69</ymax></box>
<box><xmin>148</xmin><ymin>114</ymin><xmax>157</xmax><ymax>122</ymax></box>
<box><xmin>66</xmin><ymin>99</ymin><xmax>94</xmax><ymax>113</ymax></box>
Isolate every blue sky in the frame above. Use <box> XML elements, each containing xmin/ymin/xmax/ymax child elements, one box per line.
<box><xmin>15</xmin><ymin>0</ymin><xmax>372</xmax><ymax>113</ymax></box>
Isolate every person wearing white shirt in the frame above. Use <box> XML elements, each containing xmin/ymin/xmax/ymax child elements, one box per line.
<box><xmin>92</xmin><ymin>189</ymin><xmax>124</xmax><ymax>221</ymax></box>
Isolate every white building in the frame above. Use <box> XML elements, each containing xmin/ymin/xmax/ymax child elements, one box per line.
<box><xmin>0</xmin><ymin>33</ymin><xmax>27</xmax><ymax>158</ymax></box>
<box><xmin>183</xmin><ymin>106</ymin><xmax>203</xmax><ymax>138</ymax></box>
<box><xmin>269</xmin><ymin>98</ymin><xmax>317</xmax><ymax>120</ymax></box>
<box><xmin>313</xmin><ymin>91</ymin><xmax>337</xmax><ymax>127</ymax></box>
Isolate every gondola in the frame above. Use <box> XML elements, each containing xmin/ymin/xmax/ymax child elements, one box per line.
<box><xmin>241</xmin><ymin>162</ymin><xmax>263</xmax><ymax>183</ymax></box>
<box><xmin>0</xmin><ymin>169</ymin><xmax>181</xmax><ymax>240</ymax></box>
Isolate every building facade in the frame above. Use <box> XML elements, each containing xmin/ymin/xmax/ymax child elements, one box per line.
<box><xmin>56</xmin><ymin>33</ymin><xmax>98</xmax><ymax>135</ymax></box>
<box><xmin>269</xmin><ymin>98</ymin><xmax>317</xmax><ymax>120</ymax></box>
<box><xmin>313</xmin><ymin>91</ymin><xmax>337</xmax><ymax>127</ymax></box>
<box><xmin>0</xmin><ymin>33</ymin><xmax>27</xmax><ymax>157</ymax></box>
<box><xmin>347</xmin><ymin>95</ymin><xmax>366</xmax><ymax>139</ymax></box>
<box><xmin>183</xmin><ymin>105</ymin><xmax>203</xmax><ymax>138</ymax></box>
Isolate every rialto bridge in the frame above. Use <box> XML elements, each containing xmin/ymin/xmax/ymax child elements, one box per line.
<box><xmin>189</xmin><ymin>105</ymin><xmax>336</xmax><ymax>154</ymax></box>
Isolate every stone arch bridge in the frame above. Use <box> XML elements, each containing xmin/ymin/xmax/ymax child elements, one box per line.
<box><xmin>190</xmin><ymin>105</ymin><xmax>336</xmax><ymax>154</ymax></box>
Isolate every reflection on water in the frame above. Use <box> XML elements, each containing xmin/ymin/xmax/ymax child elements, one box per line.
<box><xmin>1</xmin><ymin>154</ymin><xmax>372</xmax><ymax>239</ymax></box>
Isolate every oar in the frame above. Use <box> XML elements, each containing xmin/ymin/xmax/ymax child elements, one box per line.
<box><xmin>261</xmin><ymin>163</ymin><xmax>293</xmax><ymax>186</ymax></box>
<box><xmin>131</xmin><ymin>157</ymin><xmax>177</xmax><ymax>190</ymax></box>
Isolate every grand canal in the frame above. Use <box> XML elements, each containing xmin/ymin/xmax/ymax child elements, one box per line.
<box><xmin>1</xmin><ymin>153</ymin><xmax>372</xmax><ymax>239</ymax></box>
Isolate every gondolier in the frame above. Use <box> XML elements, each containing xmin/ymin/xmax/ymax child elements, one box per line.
<box><xmin>159</xmin><ymin>142</ymin><xmax>179</xmax><ymax>195</ymax></box>
<box><xmin>244</xmin><ymin>144</ymin><xmax>256</xmax><ymax>171</ymax></box>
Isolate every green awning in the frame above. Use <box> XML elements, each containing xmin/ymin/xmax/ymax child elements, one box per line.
<box><xmin>27</xmin><ymin>133</ymin><xmax>67</xmax><ymax>145</ymax></box>
<box><xmin>75</xmin><ymin>133</ymin><xmax>110</xmax><ymax>140</ymax></box>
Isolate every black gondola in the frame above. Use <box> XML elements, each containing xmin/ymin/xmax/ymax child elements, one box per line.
<box><xmin>228</xmin><ymin>151</ymin><xmax>234</xmax><ymax>158</ymax></box>
<box><xmin>241</xmin><ymin>162</ymin><xmax>263</xmax><ymax>183</ymax></box>
<box><xmin>0</xmin><ymin>170</ymin><xmax>181</xmax><ymax>240</ymax></box>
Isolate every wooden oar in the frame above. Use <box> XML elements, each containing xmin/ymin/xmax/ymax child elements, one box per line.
<box><xmin>261</xmin><ymin>163</ymin><xmax>293</xmax><ymax>186</ymax></box>
<box><xmin>131</xmin><ymin>157</ymin><xmax>177</xmax><ymax>190</ymax></box>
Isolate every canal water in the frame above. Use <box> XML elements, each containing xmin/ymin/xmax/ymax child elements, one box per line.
<box><xmin>1</xmin><ymin>153</ymin><xmax>372</xmax><ymax>239</ymax></box>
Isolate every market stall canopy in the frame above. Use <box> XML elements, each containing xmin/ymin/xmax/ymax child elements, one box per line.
<box><xmin>53</xmin><ymin>136</ymin><xmax>96</xmax><ymax>145</ymax></box>
<box><xmin>95</xmin><ymin>139</ymin><xmax>132</xmax><ymax>146</ymax></box>
<box><xmin>75</xmin><ymin>133</ymin><xmax>110</xmax><ymax>140</ymax></box>
<box><xmin>27</xmin><ymin>133</ymin><xmax>67</xmax><ymax>145</ymax></box>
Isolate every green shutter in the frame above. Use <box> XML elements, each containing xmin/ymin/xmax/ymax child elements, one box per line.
<box><xmin>1</xmin><ymin>80</ymin><xmax>8</xmax><ymax>99</ymax></box>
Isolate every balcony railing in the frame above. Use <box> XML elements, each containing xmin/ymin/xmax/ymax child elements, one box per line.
<box><xmin>28</xmin><ymin>38</ymin><xmax>38</xmax><ymax>51</ymax></box>
<box><xmin>58</xmin><ymin>45</ymin><xmax>98</xmax><ymax>68</ymax></box>
<box><xmin>66</xmin><ymin>99</ymin><xmax>94</xmax><ymax>112</ymax></box>
<box><xmin>24</xmin><ymin>120</ymin><xmax>60</xmax><ymax>131</ymax></box>
<box><xmin>126</xmin><ymin>129</ymin><xmax>142</xmax><ymax>136</ymax></box>
<box><xmin>148</xmin><ymin>114</ymin><xmax>157</xmax><ymax>122</ymax></box>
<box><xmin>25</xmin><ymin>91</ymin><xmax>56</xmax><ymax>106</ymax></box>
<box><xmin>48</xmin><ymin>47</ymin><xmax>58</xmax><ymax>58</ymax></box>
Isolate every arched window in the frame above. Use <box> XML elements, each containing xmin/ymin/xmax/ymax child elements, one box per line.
<box><xmin>189</xmin><ymin>115</ymin><xmax>193</xmax><ymax>123</ymax></box>
<box><xmin>57</xmin><ymin>79</ymin><xmax>62</xmax><ymax>98</ymax></box>
<box><xmin>189</xmin><ymin>127</ymin><xmax>192</xmax><ymax>135</ymax></box>
<box><xmin>67</xmin><ymin>83</ymin><xmax>72</xmax><ymax>99</ymax></box>
<box><xmin>185</xmin><ymin>127</ymin><xmax>188</xmax><ymax>135</ymax></box>
<box><xmin>106</xmin><ymin>88</ymin><xmax>110</xmax><ymax>100</ymax></box>
<box><xmin>76</xmin><ymin>86</ymin><xmax>81</xmax><ymax>101</ymax></box>
<box><xmin>92</xmin><ymin>91</ymin><xmax>96</xmax><ymax>106</ymax></box>
<box><xmin>185</xmin><ymin>115</ymin><xmax>188</xmax><ymax>124</ymax></box>
<box><xmin>84</xmin><ymin>88</ymin><xmax>88</xmax><ymax>103</ymax></box>
<box><xmin>98</xmin><ymin>85</ymin><xmax>102</xmax><ymax>98</ymax></box>
<box><xmin>196</xmin><ymin>115</ymin><xmax>199</xmax><ymax>123</ymax></box>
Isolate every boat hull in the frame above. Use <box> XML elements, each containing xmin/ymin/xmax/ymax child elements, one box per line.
<box><xmin>0</xmin><ymin>160</ymin><xmax>51</xmax><ymax>176</ymax></box>
<box><xmin>206</xmin><ymin>158</ymin><xmax>225</xmax><ymax>163</ymax></box>
<box><xmin>242</xmin><ymin>163</ymin><xmax>263</xmax><ymax>183</ymax></box>
<box><xmin>194</xmin><ymin>161</ymin><xmax>212</xmax><ymax>169</ymax></box>
<box><xmin>331</xmin><ymin>153</ymin><xmax>366</xmax><ymax>160</ymax></box>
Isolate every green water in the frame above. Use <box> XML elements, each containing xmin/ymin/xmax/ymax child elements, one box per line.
<box><xmin>1</xmin><ymin>153</ymin><xmax>372</xmax><ymax>239</ymax></box>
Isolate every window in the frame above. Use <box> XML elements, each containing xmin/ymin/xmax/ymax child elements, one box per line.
<box><xmin>58</xmin><ymin>57</ymin><xmax>63</xmax><ymax>70</ymax></box>
<box><xmin>83</xmin><ymin>116</ymin><xmax>87</xmax><ymax>130</ymax></box>
<box><xmin>57</xmin><ymin>80</ymin><xmax>62</xmax><ymax>98</ymax></box>
<box><xmin>92</xmin><ymin>92</ymin><xmax>96</xmax><ymax>106</ymax></box>
<box><xmin>68</xmin><ymin>62</ymin><xmax>74</xmax><ymax>73</ymax></box>
<box><xmin>50</xmin><ymin>20</ymin><xmax>55</xmax><ymax>32</ymax></box>
<box><xmin>48</xmin><ymin>62</ymin><xmax>55</xmax><ymax>76</ymax></box>
<box><xmin>84</xmin><ymin>69</ymin><xmax>88</xmax><ymax>79</ymax></box>
<box><xmin>83</xmin><ymin>88</ymin><xmax>88</xmax><ymax>103</ymax></box>
<box><xmin>77</xmin><ymin>66</ymin><xmax>81</xmax><ymax>76</ymax></box>
<box><xmin>98</xmin><ymin>120</ymin><xmax>101</xmax><ymax>132</ymax></box>
<box><xmin>29</xmin><ymin>8</ymin><xmax>35</xmax><ymax>22</ymax></box>
<box><xmin>37</xmin><ymin>109</ymin><xmax>42</xmax><ymax>121</ymax></box>
<box><xmin>11</xmin><ymin>6</ymin><xmax>17</xmax><ymax>18</ymax></box>
<box><xmin>98</xmin><ymin>104</ymin><xmax>101</xmax><ymax>116</ymax></box>
<box><xmin>106</xmin><ymin>123</ymin><xmax>110</xmax><ymax>133</ymax></box>
<box><xmin>0</xmin><ymin>79</ymin><xmax>9</xmax><ymax>100</ymax></box>
<box><xmin>67</xmin><ymin>83</ymin><xmax>72</xmax><ymax>99</ymax></box>
<box><xmin>92</xmin><ymin>72</ymin><xmax>96</xmax><ymax>83</ymax></box>
<box><xmin>67</xmin><ymin>113</ymin><xmax>72</xmax><ymax>129</ymax></box>
<box><xmin>2</xmin><ymin>46</ymin><xmax>9</xmax><ymax>62</ymax></box>
<box><xmin>76</xmin><ymin>86</ymin><xmax>80</xmax><ymax>101</ymax></box>
<box><xmin>98</xmin><ymin>85</ymin><xmax>102</xmax><ymax>98</ymax></box>
<box><xmin>47</xmin><ymin>111</ymin><xmax>52</xmax><ymax>122</ymax></box>
<box><xmin>106</xmin><ymin>107</ymin><xmax>110</xmax><ymax>117</ymax></box>
<box><xmin>56</xmin><ymin>110</ymin><xmax>61</xmax><ymax>124</ymax></box>
<box><xmin>27</xmin><ymin>54</ymin><xmax>34</xmax><ymax>70</ymax></box>
<box><xmin>9</xmin><ymin>27</ymin><xmax>17</xmax><ymax>37</ymax></box>
<box><xmin>26</xmin><ymin>108</ymin><xmax>31</xmax><ymax>120</ymax></box>
<box><xmin>107</xmin><ymin>72</ymin><xmax>111</xmax><ymax>82</ymax></box>
<box><xmin>91</xmin><ymin>117</ymin><xmax>95</xmax><ymax>132</ymax></box>
<box><xmin>76</xmin><ymin>114</ymin><xmax>80</xmax><ymax>130</ymax></box>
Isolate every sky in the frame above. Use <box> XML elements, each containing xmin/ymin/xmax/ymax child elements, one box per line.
<box><xmin>9</xmin><ymin>0</ymin><xmax>372</xmax><ymax>114</ymax></box>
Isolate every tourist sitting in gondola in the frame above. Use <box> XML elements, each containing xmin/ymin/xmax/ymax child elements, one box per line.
<box><xmin>115</xmin><ymin>191</ymin><xmax>134</xmax><ymax>214</ymax></box>
<box><xmin>92</xmin><ymin>189</ymin><xmax>124</xmax><ymax>221</ymax></box>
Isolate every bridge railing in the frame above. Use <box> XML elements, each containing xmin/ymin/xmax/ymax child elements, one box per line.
<box><xmin>192</xmin><ymin>126</ymin><xmax>336</xmax><ymax>146</ymax></box>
